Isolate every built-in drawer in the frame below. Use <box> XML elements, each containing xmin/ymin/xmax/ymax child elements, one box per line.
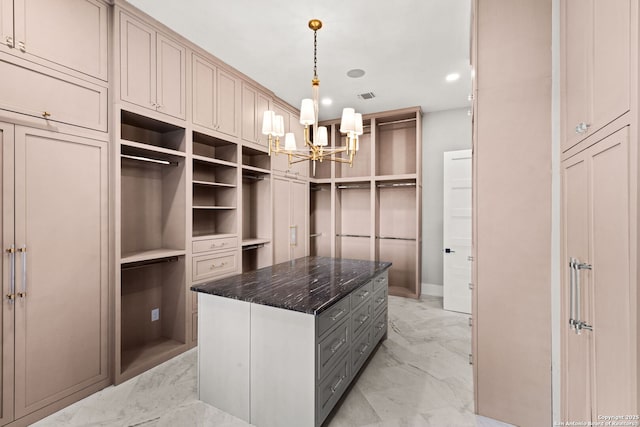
<box><xmin>351</xmin><ymin>327</ymin><xmax>373</xmax><ymax>375</ymax></box>
<box><xmin>373</xmin><ymin>271</ymin><xmax>388</xmax><ymax>291</ymax></box>
<box><xmin>373</xmin><ymin>286</ymin><xmax>388</xmax><ymax>315</ymax></box>
<box><xmin>372</xmin><ymin>309</ymin><xmax>388</xmax><ymax>344</ymax></box>
<box><xmin>317</xmin><ymin>354</ymin><xmax>350</xmax><ymax>424</ymax></box>
<box><xmin>192</xmin><ymin>250</ymin><xmax>237</xmax><ymax>282</ymax></box>
<box><xmin>317</xmin><ymin>297</ymin><xmax>350</xmax><ymax>338</ymax></box>
<box><xmin>192</xmin><ymin>236</ymin><xmax>238</xmax><ymax>254</ymax></box>
<box><xmin>317</xmin><ymin>318</ymin><xmax>349</xmax><ymax>380</ymax></box>
<box><xmin>351</xmin><ymin>299</ymin><xmax>372</xmax><ymax>339</ymax></box>
<box><xmin>0</xmin><ymin>59</ymin><xmax>107</xmax><ymax>131</ymax></box>
<box><xmin>350</xmin><ymin>281</ymin><xmax>373</xmax><ymax>310</ymax></box>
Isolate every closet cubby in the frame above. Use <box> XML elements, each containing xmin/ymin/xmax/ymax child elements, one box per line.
<box><xmin>335</xmin><ymin>182</ymin><xmax>371</xmax><ymax>261</ymax></box>
<box><xmin>193</xmin><ymin>131</ymin><xmax>237</xmax><ymax>163</ymax></box>
<box><xmin>120</xmin><ymin>256</ymin><xmax>186</xmax><ymax>379</ymax></box>
<box><xmin>335</xmin><ymin>119</ymin><xmax>372</xmax><ymax>179</ymax></box>
<box><xmin>310</xmin><ymin>183</ymin><xmax>331</xmax><ymax>257</ymax></box>
<box><xmin>242</xmin><ymin>146</ymin><xmax>271</xmax><ymax>172</ymax></box>
<box><xmin>375</xmin><ymin>113</ymin><xmax>417</xmax><ymax>177</ymax></box>
<box><xmin>121</xmin><ymin>110</ymin><xmax>186</xmax><ymax>154</ymax></box>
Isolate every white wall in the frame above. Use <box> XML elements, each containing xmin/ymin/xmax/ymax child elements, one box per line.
<box><xmin>421</xmin><ymin>107</ymin><xmax>472</xmax><ymax>295</ymax></box>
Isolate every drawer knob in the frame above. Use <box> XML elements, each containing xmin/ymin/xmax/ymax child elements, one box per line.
<box><xmin>575</xmin><ymin>122</ymin><xmax>591</xmax><ymax>134</ymax></box>
<box><xmin>5</xmin><ymin>36</ymin><xmax>13</xmax><ymax>48</ymax></box>
<box><xmin>17</xmin><ymin>41</ymin><xmax>25</xmax><ymax>52</ymax></box>
<box><xmin>42</xmin><ymin>111</ymin><xmax>51</xmax><ymax>118</ymax></box>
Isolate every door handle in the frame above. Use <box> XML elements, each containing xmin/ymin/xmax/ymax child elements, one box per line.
<box><xmin>17</xmin><ymin>246</ymin><xmax>26</xmax><ymax>298</ymax></box>
<box><xmin>5</xmin><ymin>245</ymin><xmax>15</xmax><ymax>303</ymax></box>
<box><xmin>571</xmin><ymin>257</ymin><xmax>593</xmax><ymax>335</ymax></box>
<box><xmin>443</xmin><ymin>248</ymin><xmax>455</xmax><ymax>254</ymax></box>
<box><xmin>569</xmin><ymin>258</ymin><xmax>575</xmax><ymax>330</ymax></box>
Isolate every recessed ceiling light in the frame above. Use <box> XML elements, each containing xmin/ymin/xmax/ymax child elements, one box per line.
<box><xmin>321</xmin><ymin>98</ymin><xmax>332</xmax><ymax>106</ymax></box>
<box><xmin>446</xmin><ymin>73</ymin><xmax>460</xmax><ymax>82</ymax></box>
<box><xmin>347</xmin><ymin>69</ymin><xmax>366</xmax><ymax>78</ymax></box>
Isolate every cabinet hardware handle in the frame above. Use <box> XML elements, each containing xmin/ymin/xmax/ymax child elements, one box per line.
<box><xmin>5</xmin><ymin>36</ymin><xmax>13</xmax><ymax>48</ymax></box>
<box><xmin>18</xmin><ymin>246</ymin><xmax>26</xmax><ymax>298</ymax></box>
<box><xmin>17</xmin><ymin>41</ymin><xmax>25</xmax><ymax>52</ymax></box>
<box><xmin>575</xmin><ymin>122</ymin><xmax>591</xmax><ymax>134</ymax></box>
<box><xmin>6</xmin><ymin>245</ymin><xmax>15</xmax><ymax>304</ymax></box>
<box><xmin>211</xmin><ymin>242</ymin><xmax>227</xmax><ymax>248</ymax></box>
<box><xmin>42</xmin><ymin>111</ymin><xmax>51</xmax><ymax>118</ymax></box>
<box><xmin>375</xmin><ymin>297</ymin><xmax>385</xmax><ymax>304</ymax></box>
<box><xmin>330</xmin><ymin>338</ymin><xmax>346</xmax><ymax>354</ymax></box>
<box><xmin>569</xmin><ymin>258</ymin><xmax>576</xmax><ymax>331</ymax></box>
<box><xmin>358</xmin><ymin>343</ymin><xmax>370</xmax><ymax>355</ymax></box>
<box><xmin>359</xmin><ymin>291</ymin><xmax>369</xmax><ymax>299</ymax></box>
<box><xmin>330</xmin><ymin>309</ymin><xmax>345</xmax><ymax>321</ymax></box>
<box><xmin>210</xmin><ymin>261</ymin><xmax>228</xmax><ymax>270</ymax></box>
<box><xmin>358</xmin><ymin>314</ymin><xmax>369</xmax><ymax>324</ymax></box>
<box><xmin>330</xmin><ymin>374</ymin><xmax>346</xmax><ymax>393</ymax></box>
<box><xmin>571</xmin><ymin>257</ymin><xmax>593</xmax><ymax>335</ymax></box>
<box><xmin>375</xmin><ymin>322</ymin><xmax>385</xmax><ymax>331</ymax></box>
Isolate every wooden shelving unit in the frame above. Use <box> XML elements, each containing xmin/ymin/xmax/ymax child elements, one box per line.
<box><xmin>312</xmin><ymin>107</ymin><xmax>422</xmax><ymax>298</ymax></box>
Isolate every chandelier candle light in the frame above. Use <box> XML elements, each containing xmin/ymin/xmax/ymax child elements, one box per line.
<box><xmin>261</xmin><ymin>19</ymin><xmax>363</xmax><ymax>176</ymax></box>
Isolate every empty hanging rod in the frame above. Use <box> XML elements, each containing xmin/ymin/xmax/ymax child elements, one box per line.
<box><xmin>310</xmin><ymin>185</ymin><xmax>330</xmax><ymax>191</ymax></box>
<box><xmin>122</xmin><ymin>154</ymin><xmax>179</xmax><ymax>166</ymax></box>
<box><xmin>242</xmin><ymin>173</ymin><xmax>265</xmax><ymax>181</ymax></box>
<box><xmin>376</xmin><ymin>182</ymin><xmax>416</xmax><ymax>188</ymax></box>
<box><xmin>336</xmin><ymin>184</ymin><xmax>370</xmax><ymax>190</ymax></box>
<box><xmin>336</xmin><ymin>234</ymin><xmax>370</xmax><ymax>238</ymax></box>
<box><xmin>309</xmin><ymin>233</ymin><xmax>322</xmax><ymax>238</ymax></box>
<box><xmin>242</xmin><ymin>244</ymin><xmax>265</xmax><ymax>251</ymax></box>
<box><xmin>377</xmin><ymin>117</ymin><xmax>417</xmax><ymax>126</ymax></box>
<box><xmin>121</xmin><ymin>256</ymin><xmax>179</xmax><ymax>270</ymax></box>
<box><xmin>376</xmin><ymin>236</ymin><xmax>417</xmax><ymax>241</ymax></box>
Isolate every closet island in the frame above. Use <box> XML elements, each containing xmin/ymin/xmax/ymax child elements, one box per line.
<box><xmin>191</xmin><ymin>256</ymin><xmax>390</xmax><ymax>427</ymax></box>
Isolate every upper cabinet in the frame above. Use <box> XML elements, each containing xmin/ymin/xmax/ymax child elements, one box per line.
<box><xmin>241</xmin><ymin>82</ymin><xmax>271</xmax><ymax>149</ymax></box>
<box><xmin>561</xmin><ymin>0</ymin><xmax>630</xmax><ymax>152</ymax></box>
<box><xmin>0</xmin><ymin>0</ymin><xmax>108</xmax><ymax>82</ymax></box>
<box><xmin>192</xmin><ymin>53</ymin><xmax>241</xmax><ymax>138</ymax></box>
<box><xmin>119</xmin><ymin>11</ymin><xmax>186</xmax><ymax>120</ymax></box>
<box><xmin>270</xmin><ymin>102</ymin><xmax>308</xmax><ymax>178</ymax></box>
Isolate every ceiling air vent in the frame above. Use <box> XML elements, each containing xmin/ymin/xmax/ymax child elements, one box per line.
<box><xmin>357</xmin><ymin>92</ymin><xmax>376</xmax><ymax>100</ymax></box>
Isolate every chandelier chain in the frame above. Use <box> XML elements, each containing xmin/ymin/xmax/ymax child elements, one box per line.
<box><xmin>313</xmin><ymin>30</ymin><xmax>318</xmax><ymax>78</ymax></box>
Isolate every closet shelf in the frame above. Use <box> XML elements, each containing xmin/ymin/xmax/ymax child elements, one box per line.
<box><xmin>375</xmin><ymin>174</ymin><xmax>417</xmax><ymax>182</ymax></box>
<box><xmin>192</xmin><ymin>206</ymin><xmax>237</xmax><ymax>210</ymax></box>
<box><xmin>120</xmin><ymin>139</ymin><xmax>186</xmax><ymax>158</ymax></box>
<box><xmin>242</xmin><ymin>238</ymin><xmax>270</xmax><ymax>246</ymax></box>
<box><xmin>242</xmin><ymin>164</ymin><xmax>271</xmax><ymax>175</ymax></box>
<box><xmin>121</xmin><ymin>249</ymin><xmax>186</xmax><ymax>264</ymax></box>
<box><xmin>192</xmin><ymin>180</ymin><xmax>236</xmax><ymax>188</ymax></box>
<box><xmin>192</xmin><ymin>155</ymin><xmax>237</xmax><ymax>168</ymax></box>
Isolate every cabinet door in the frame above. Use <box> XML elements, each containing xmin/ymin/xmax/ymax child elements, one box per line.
<box><xmin>156</xmin><ymin>33</ymin><xmax>186</xmax><ymax>120</ymax></box>
<box><xmin>0</xmin><ymin>0</ymin><xmax>13</xmax><ymax>55</ymax></box>
<box><xmin>13</xmin><ymin>127</ymin><xmax>108</xmax><ymax>418</ymax></box>
<box><xmin>0</xmin><ymin>122</ymin><xmax>14</xmax><ymax>425</ymax></box>
<box><xmin>561</xmin><ymin>0</ymin><xmax>591</xmax><ymax>152</ymax></box>
<box><xmin>241</xmin><ymin>84</ymin><xmax>258</xmax><ymax>144</ymax></box>
<box><xmin>216</xmin><ymin>69</ymin><xmax>240</xmax><ymax>137</ymax></box>
<box><xmin>290</xmin><ymin>180</ymin><xmax>307</xmax><ymax>260</ymax></box>
<box><xmin>592</xmin><ymin>0</ymin><xmax>630</xmax><ymax>131</ymax></box>
<box><xmin>256</xmin><ymin>92</ymin><xmax>271</xmax><ymax>149</ymax></box>
<box><xmin>289</xmin><ymin>117</ymin><xmax>309</xmax><ymax>178</ymax></box>
<box><xmin>273</xmin><ymin>177</ymin><xmax>291</xmax><ymax>264</ymax></box>
<box><xmin>192</xmin><ymin>54</ymin><xmax>216</xmax><ymax>131</ymax></box>
<box><xmin>14</xmin><ymin>0</ymin><xmax>108</xmax><ymax>81</ymax></box>
<box><xmin>271</xmin><ymin>103</ymin><xmax>291</xmax><ymax>173</ymax></box>
<box><xmin>120</xmin><ymin>12</ymin><xmax>156</xmax><ymax>111</ymax></box>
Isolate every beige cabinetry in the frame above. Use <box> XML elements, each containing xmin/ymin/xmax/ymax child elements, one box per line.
<box><xmin>0</xmin><ymin>0</ymin><xmax>109</xmax><ymax>81</ymax></box>
<box><xmin>119</xmin><ymin>11</ymin><xmax>186</xmax><ymax>120</ymax></box>
<box><xmin>192</xmin><ymin>53</ymin><xmax>241</xmax><ymax>138</ymax></box>
<box><xmin>241</xmin><ymin>83</ymin><xmax>271</xmax><ymax>149</ymax></box>
<box><xmin>273</xmin><ymin>176</ymin><xmax>308</xmax><ymax>263</ymax></box>
<box><xmin>0</xmin><ymin>123</ymin><xmax>109</xmax><ymax>424</ymax></box>
<box><xmin>271</xmin><ymin>102</ymin><xmax>308</xmax><ymax>178</ymax></box>
<box><xmin>561</xmin><ymin>0</ymin><xmax>631</xmax><ymax>152</ymax></box>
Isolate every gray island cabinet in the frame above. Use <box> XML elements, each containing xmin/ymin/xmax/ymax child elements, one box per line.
<box><xmin>191</xmin><ymin>256</ymin><xmax>391</xmax><ymax>427</ymax></box>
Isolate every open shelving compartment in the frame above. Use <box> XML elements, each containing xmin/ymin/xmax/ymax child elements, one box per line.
<box><xmin>375</xmin><ymin>178</ymin><xmax>419</xmax><ymax>298</ymax></box>
<box><xmin>335</xmin><ymin>181</ymin><xmax>372</xmax><ymax>261</ymax></box>
<box><xmin>241</xmin><ymin>146</ymin><xmax>272</xmax><ymax>272</ymax></box>
<box><xmin>192</xmin><ymin>131</ymin><xmax>239</xmax><ymax>238</ymax></box>
<box><xmin>375</xmin><ymin>112</ymin><xmax>417</xmax><ymax>177</ymax></box>
<box><xmin>310</xmin><ymin>183</ymin><xmax>331</xmax><ymax>256</ymax></box>
<box><xmin>335</xmin><ymin>118</ymin><xmax>372</xmax><ymax>179</ymax></box>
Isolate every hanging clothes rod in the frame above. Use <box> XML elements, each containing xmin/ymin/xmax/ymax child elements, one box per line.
<box><xmin>336</xmin><ymin>234</ymin><xmax>370</xmax><ymax>238</ymax></box>
<box><xmin>242</xmin><ymin>244</ymin><xmax>265</xmax><ymax>251</ymax></box>
<box><xmin>377</xmin><ymin>117</ymin><xmax>417</xmax><ymax>127</ymax></box>
<box><xmin>376</xmin><ymin>182</ymin><xmax>416</xmax><ymax>188</ymax></box>
<box><xmin>310</xmin><ymin>185</ymin><xmax>331</xmax><ymax>191</ymax></box>
<box><xmin>309</xmin><ymin>233</ymin><xmax>323</xmax><ymax>238</ymax></box>
<box><xmin>376</xmin><ymin>236</ymin><xmax>417</xmax><ymax>241</ymax></box>
<box><xmin>122</xmin><ymin>154</ymin><xmax>179</xmax><ymax>166</ymax></box>
<box><xmin>336</xmin><ymin>184</ymin><xmax>370</xmax><ymax>190</ymax></box>
<box><xmin>242</xmin><ymin>173</ymin><xmax>265</xmax><ymax>181</ymax></box>
<box><xmin>121</xmin><ymin>256</ymin><xmax>179</xmax><ymax>270</ymax></box>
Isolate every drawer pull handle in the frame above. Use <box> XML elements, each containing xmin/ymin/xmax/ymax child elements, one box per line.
<box><xmin>375</xmin><ymin>322</ymin><xmax>385</xmax><ymax>331</ymax></box>
<box><xmin>375</xmin><ymin>297</ymin><xmax>385</xmax><ymax>304</ymax></box>
<box><xmin>358</xmin><ymin>315</ymin><xmax>370</xmax><ymax>325</ymax></box>
<box><xmin>330</xmin><ymin>338</ymin><xmax>346</xmax><ymax>354</ymax></box>
<box><xmin>330</xmin><ymin>374</ymin><xmax>346</xmax><ymax>394</ymax></box>
<box><xmin>358</xmin><ymin>291</ymin><xmax>369</xmax><ymax>299</ymax></box>
<box><xmin>330</xmin><ymin>309</ymin><xmax>345</xmax><ymax>321</ymax></box>
<box><xmin>211</xmin><ymin>242</ymin><xmax>227</xmax><ymax>248</ymax></box>
<box><xmin>210</xmin><ymin>261</ymin><xmax>228</xmax><ymax>270</ymax></box>
<box><xmin>358</xmin><ymin>343</ymin><xmax>370</xmax><ymax>355</ymax></box>
<box><xmin>42</xmin><ymin>111</ymin><xmax>51</xmax><ymax>118</ymax></box>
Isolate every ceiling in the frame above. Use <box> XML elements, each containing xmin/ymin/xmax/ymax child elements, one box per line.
<box><xmin>127</xmin><ymin>0</ymin><xmax>472</xmax><ymax>121</ymax></box>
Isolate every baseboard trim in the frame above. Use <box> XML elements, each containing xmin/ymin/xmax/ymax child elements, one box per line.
<box><xmin>421</xmin><ymin>283</ymin><xmax>443</xmax><ymax>297</ymax></box>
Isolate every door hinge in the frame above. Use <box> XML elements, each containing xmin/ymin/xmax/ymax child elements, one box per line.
<box><xmin>468</xmin><ymin>354</ymin><xmax>473</xmax><ymax>365</ymax></box>
<box><xmin>467</xmin><ymin>255</ymin><xmax>474</xmax><ymax>261</ymax></box>
<box><xmin>468</xmin><ymin>317</ymin><xmax>473</xmax><ymax>327</ymax></box>
<box><xmin>468</xmin><ymin>283</ymin><xmax>474</xmax><ymax>290</ymax></box>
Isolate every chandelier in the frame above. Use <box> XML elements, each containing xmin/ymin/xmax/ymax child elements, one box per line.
<box><xmin>261</xmin><ymin>19</ymin><xmax>363</xmax><ymax>176</ymax></box>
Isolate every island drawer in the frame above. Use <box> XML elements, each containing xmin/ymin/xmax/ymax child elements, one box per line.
<box><xmin>350</xmin><ymin>281</ymin><xmax>373</xmax><ymax>310</ymax></box>
<box><xmin>192</xmin><ymin>236</ymin><xmax>238</xmax><ymax>254</ymax></box>
<box><xmin>192</xmin><ymin>250</ymin><xmax>237</xmax><ymax>282</ymax></box>
<box><xmin>317</xmin><ymin>354</ymin><xmax>350</xmax><ymax>424</ymax></box>
<box><xmin>351</xmin><ymin>327</ymin><xmax>373</xmax><ymax>375</ymax></box>
<box><xmin>317</xmin><ymin>318</ymin><xmax>349</xmax><ymax>380</ymax></box>
<box><xmin>373</xmin><ymin>271</ymin><xmax>388</xmax><ymax>291</ymax></box>
<box><xmin>351</xmin><ymin>299</ymin><xmax>372</xmax><ymax>339</ymax></box>
<box><xmin>373</xmin><ymin>286</ymin><xmax>388</xmax><ymax>315</ymax></box>
<box><xmin>317</xmin><ymin>297</ymin><xmax>350</xmax><ymax>337</ymax></box>
<box><xmin>372</xmin><ymin>309</ymin><xmax>388</xmax><ymax>343</ymax></box>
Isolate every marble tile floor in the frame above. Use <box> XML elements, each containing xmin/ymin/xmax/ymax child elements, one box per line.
<box><xmin>34</xmin><ymin>296</ymin><xmax>513</xmax><ymax>427</ymax></box>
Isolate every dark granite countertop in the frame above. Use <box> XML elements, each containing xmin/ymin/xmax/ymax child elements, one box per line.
<box><xmin>190</xmin><ymin>256</ymin><xmax>392</xmax><ymax>315</ymax></box>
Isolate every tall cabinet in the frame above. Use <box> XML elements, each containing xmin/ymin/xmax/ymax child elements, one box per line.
<box><xmin>560</xmin><ymin>0</ymin><xmax>638</xmax><ymax>420</ymax></box>
<box><xmin>273</xmin><ymin>176</ymin><xmax>307</xmax><ymax>264</ymax></box>
<box><xmin>309</xmin><ymin>107</ymin><xmax>422</xmax><ymax>298</ymax></box>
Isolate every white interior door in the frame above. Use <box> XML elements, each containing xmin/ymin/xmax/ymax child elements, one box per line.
<box><xmin>443</xmin><ymin>149</ymin><xmax>472</xmax><ymax>314</ymax></box>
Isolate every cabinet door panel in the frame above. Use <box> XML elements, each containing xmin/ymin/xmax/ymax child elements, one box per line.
<box><xmin>256</xmin><ymin>92</ymin><xmax>271</xmax><ymax>148</ymax></box>
<box><xmin>273</xmin><ymin>177</ymin><xmax>290</xmax><ymax>264</ymax></box>
<box><xmin>216</xmin><ymin>69</ymin><xmax>240</xmax><ymax>137</ymax></box>
<box><xmin>192</xmin><ymin>54</ymin><xmax>216</xmax><ymax>130</ymax></box>
<box><xmin>241</xmin><ymin>84</ymin><xmax>257</xmax><ymax>143</ymax></box>
<box><xmin>13</xmin><ymin>127</ymin><xmax>108</xmax><ymax>418</ymax></box>
<box><xmin>289</xmin><ymin>118</ymin><xmax>309</xmax><ymax>178</ymax></box>
<box><xmin>156</xmin><ymin>33</ymin><xmax>186</xmax><ymax>120</ymax></box>
<box><xmin>0</xmin><ymin>0</ymin><xmax>13</xmax><ymax>55</ymax></box>
<box><xmin>0</xmin><ymin>122</ymin><xmax>14</xmax><ymax>425</ymax></box>
<box><xmin>291</xmin><ymin>180</ymin><xmax>307</xmax><ymax>260</ymax></box>
<box><xmin>15</xmin><ymin>0</ymin><xmax>108</xmax><ymax>80</ymax></box>
<box><xmin>120</xmin><ymin>12</ymin><xmax>155</xmax><ymax>110</ymax></box>
<box><xmin>592</xmin><ymin>0</ymin><xmax>630</xmax><ymax>130</ymax></box>
<box><xmin>271</xmin><ymin>103</ymin><xmax>291</xmax><ymax>173</ymax></box>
